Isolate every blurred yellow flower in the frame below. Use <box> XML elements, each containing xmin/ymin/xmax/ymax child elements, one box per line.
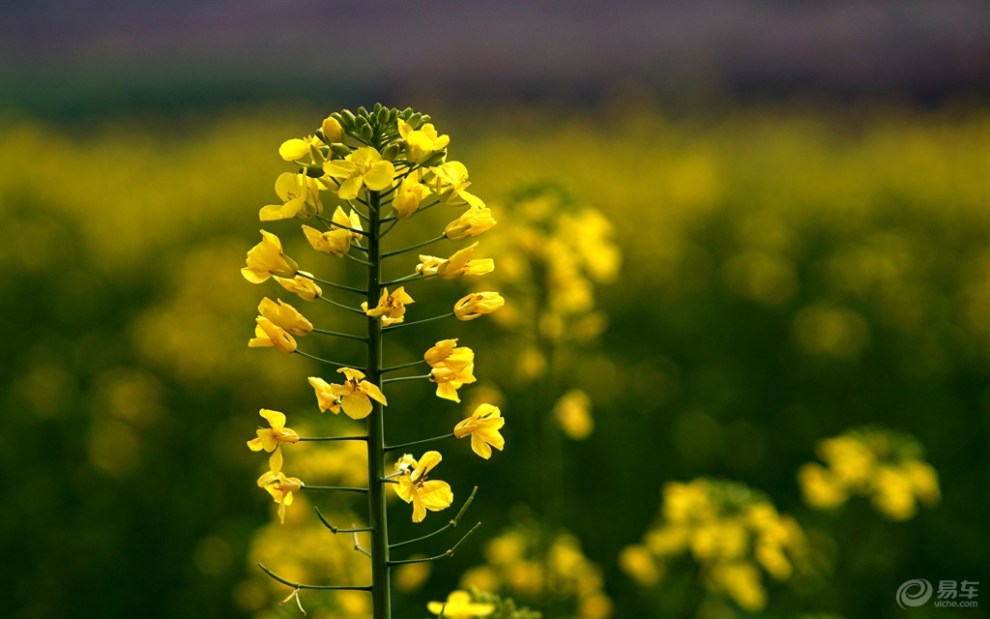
<box><xmin>241</xmin><ymin>230</ymin><xmax>299</xmax><ymax>284</ymax></box>
<box><xmin>554</xmin><ymin>389</ymin><xmax>594</xmax><ymax>440</ymax></box>
<box><xmin>393</xmin><ymin>451</ymin><xmax>453</xmax><ymax>523</ymax></box>
<box><xmin>259</xmin><ymin>172</ymin><xmax>323</xmax><ymax>221</ymax></box>
<box><xmin>618</xmin><ymin>545</ymin><xmax>660</xmax><ymax>586</ymax></box>
<box><xmin>426</xmin><ymin>590</ymin><xmax>494</xmax><ymax>618</ymax></box>
<box><xmin>454</xmin><ymin>291</ymin><xmax>504</xmax><ymax>321</ymax></box>
<box><xmin>362</xmin><ymin>286</ymin><xmax>414</xmax><ymax>326</ymax></box>
<box><xmin>324</xmin><ymin>146</ymin><xmax>395</xmax><ymax>200</ymax></box>
<box><xmin>445</xmin><ymin>206</ymin><xmax>497</xmax><ymax>240</ymax></box>
<box><xmin>273</xmin><ymin>274</ymin><xmax>322</xmax><ymax>301</ymax></box>
<box><xmin>454</xmin><ymin>403</ymin><xmax>505</xmax><ymax>459</ymax></box>
<box><xmin>798</xmin><ymin>462</ymin><xmax>848</xmax><ymax>509</ymax></box>
<box><xmin>398</xmin><ymin>119</ymin><xmax>450</xmax><ymax>164</ymax></box>
<box><xmin>328</xmin><ymin>367</ymin><xmax>387</xmax><ymax>420</ymax></box>
<box><xmin>248</xmin><ymin>316</ymin><xmax>297</xmax><ymax>354</ymax></box>
<box><xmin>246</xmin><ymin>409</ymin><xmax>300</xmax><ymax>453</ymax></box>
<box><xmin>257</xmin><ymin>297</ymin><xmax>312</xmax><ymax>336</ymax></box>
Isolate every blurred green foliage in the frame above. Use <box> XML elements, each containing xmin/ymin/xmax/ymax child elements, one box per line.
<box><xmin>0</xmin><ymin>102</ymin><xmax>987</xmax><ymax>619</ymax></box>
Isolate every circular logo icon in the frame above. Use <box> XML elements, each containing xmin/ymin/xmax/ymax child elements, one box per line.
<box><xmin>897</xmin><ymin>578</ymin><xmax>934</xmax><ymax>609</ymax></box>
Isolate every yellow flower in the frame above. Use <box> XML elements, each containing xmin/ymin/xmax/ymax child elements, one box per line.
<box><xmin>273</xmin><ymin>274</ymin><xmax>322</xmax><ymax>301</ymax></box>
<box><xmin>259</xmin><ymin>172</ymin><xmax>323</xmax><ymax>221</ymax></box>
<box><xmin>430</xmin><ymin>161</ymin><xmax>485</xmax><ymax>208</ymax></box>
<box><xmin>241</xmin><ymin>230</ymin><xmax>299</xmax><ymax>283</ymax></box>
<box><xmin>301</xmin><ymin>206</ymin><xmax>364</xmax><ymax>257</ymax></box>
<box><xmin>444</xmin><ymin>206</ymin><xmax>497</xmax><ymax>240</ymax></box>
<box><xmin>307</xmin><ymin>376</ymin><xmax>341</xmax><ymax>414</ymax></box>
<box><xmin>818</xmin><ymin>436</ymin><xmax>875</xmax><ymax>488</ymax></box>
<box><xmin>362</xmin><ymin>287</ymin><xmax>414</xmax><ymax>326</ymax></box>
<box><xmin>426</xmin><ymin>590</ymin><xmax>494</xmax><ymax>618</ymax></box>
<box><xmin>393</xmin><ymin>451</ymin><xmax>453</xmax><ymax>522</ymax></box>
<box><xmin>257</xmin><ymin>297</ymin><xmax>313</xmax><ymax>336</ymax></box>
<box><xmin>246</xmin><ymin>409</ymin><xmax>300</xmax><ymax>452</ymax></box>
<box><xmin>454</xmin><ymin>403</ymin><xmax>505</xmax><ymax>459</ymax></box>
<box><xmin>393</xmin><ymin>169</ymin><xmax>432</xmax><ymax>218</ymax></box>
<box><xmin>248</xmin><ymin>316</ymin><xmax>297</xmax><ymax>354</ymax></box>
<box><xmin>903</xmin><ymin>460</ymin><xmax>940</xmax><ymax>505</ymax></box>
<box><xmin>324</xmin><ymin>146</ymin><xmax>395</xmax><ymax>200</ymax></box>
<box><xmin>329</xmin><ymin>367</ymin><xmax>388</xmax><ymax>419</ymax></box>
<box><xmin>321</xmin><ymin>116</ymin><xmax>343</xmax><ymax>142</ymax></box>
<box><xmin>454</xmin><ymin>291</ymin><xmax>505</xmax><ymax>321</ymax></box>
<box><xmin>278</xmin><ymin>136</ymin><xmax>322</xmax><ymax>162</ymax></box>
<box><xmin>417</xmin><ymin>243</ymin><xmax>495</xmax><ymax>279</ymax></box>
<box><xmin>398</xmin><ymin>119</ymin><xmax>451</xmax><ymax>163</ymax></box>
<box><xmin>424</xmin><ymin>339</ymin><xmax>473</xmax><ymax>372</ymax></box>
<box><xmin>257</xmin><ymin>450</ymin><xmax>304</xmax><ymax>524</ymax></box>
<box><xmin>428</xmin><ymin>343</ymin><xmax>476</xmax><ymax>402</ymax></box>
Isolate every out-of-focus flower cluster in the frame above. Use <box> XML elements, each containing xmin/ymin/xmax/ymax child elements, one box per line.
<box><xmin>459</xmin><ymin>524</ymin><xmax>612</xmax><ymax>619</ymax></box>
<box><xmin>620</xmin><ymin>478</ymin><xmax>806</xmax><ymax>613</ymax></box>
<box><xmin>798</xmin><ymin>426</ymin><xmax>940</xmax><ymax>520</ymax></box>
<box><xmin>485</xmin><ymin>186</ymin><xmax>620</xmax><ymax>354</ymax></box>
<box><xmin>428</xmin><ymin>588</ymin><xmax>541</xmax><ymax>619</ymax></box>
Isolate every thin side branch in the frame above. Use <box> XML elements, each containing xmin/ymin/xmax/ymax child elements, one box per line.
<box><xmin>312</xmin><ymin>328</ymin><xmax>369</xmax><ymax>342</ymax></box>
<box><xmin>257</xmin><ymin>563</ymin><xmax>372</xmax><ymax>591</ymax></box>
<box><xmin>382</xmin><ymin>312</ymin><xmax>454</xmax><ymax>332</ymax></box>
<box><xmin>302</xmin><ymin>484</ymin><xmax>369</xmax><ymax>493</ymax></box>
<box><xmin>298</xmin><ymin>271</ymin><xmax>366</xmax><ymax>295</ymax></box>
<box><xmin>298</xmin><ymin>435</ymin><xmax>368</xmax><ymax>443</ymax></box>
<box><xmin>380</xmin><ymin>359</ymin><xmax>427</xmax><ymax>374</ymax></box>
<box><xmin>382</xmin><ymin>235</ymin><xmax>446</xmax><ymax>259</ymax></box>
<box><xmin>387</xmin><ymin>521</ymin><xmax>482</xmax><ymax>565</ymax></box>
<box><xmin>314</xmin><ymin>506</ymin><xmax>374</xmax><ymax>533</ymax></box>
<box><xmin>317</xmin><ymin>295</ymin><xmax>367</xmax><ymax>314</ymax></box>
<box><xmin>315</xmin><ymin>214</ymin><xmax>370</xmax><ymax>237</ymax></box>
<box><xmin>353</xmin><ymin>529</ymin><xmax>372</xmax><ymax>558</ymax></box>
<box><xmin>381</xmin><ymin>373</ymin><xmax>429</xmax><ymax>385</ymax></box>
<box><xmin>384</xmin><ymin>432</ymin><xmax>455</xmax><ymax>453</ymax></box>
<box><xmin>390</xmin><ymin>486</ymin><xmax>477</xmax><ymax>548</ymax></box>
<box><xmin>293</xmin><ymin>349</ymin><xmax>362</xmax><ymax>370</ymax></box>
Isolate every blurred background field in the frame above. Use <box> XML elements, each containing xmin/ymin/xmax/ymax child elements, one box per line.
<box><xmin>1</xmin><ymin>2</ymin><xmax>988</xmax><ymax>619</ymax></box>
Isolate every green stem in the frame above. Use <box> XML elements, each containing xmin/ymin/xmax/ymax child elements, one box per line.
<box><xmin>314</xmin><ymin>506</ymin><xmax>374</xmax><ymax>533</ymax></box>
<box><xmin>384</xmin><ymin>432</ymin><xmax>455</xmax><ymax>453</ymax></box>
<box><xmin>365</xmin><ymin>187</ymin><xmax>392</xmax><ymax>619</ymax></box>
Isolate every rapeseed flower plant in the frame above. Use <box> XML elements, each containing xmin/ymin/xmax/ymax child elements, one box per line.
<box><xmin>240</xmin><ymin>105</ymin><xmax>508</xmax><ymax>619</ymax></box>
